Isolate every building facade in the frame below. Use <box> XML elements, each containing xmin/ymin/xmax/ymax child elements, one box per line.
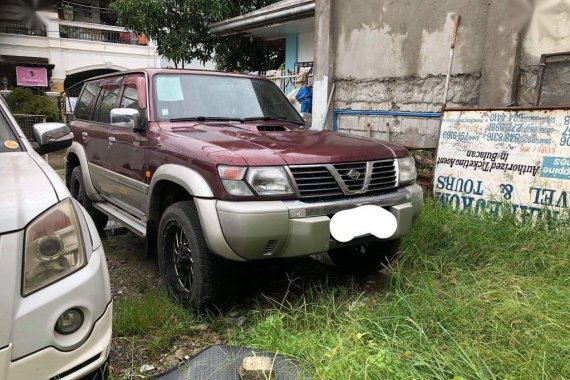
<box><xmin>0</xmin><ymin>0</ymin><xmax>161</xmax><ymax>94</ymax></box>
<box><xmin>211</xmin><ymin>0</ymin><xmax>315</xmax><ymax>94</ymax></box>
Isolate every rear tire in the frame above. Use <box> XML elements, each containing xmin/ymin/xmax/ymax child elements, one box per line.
<box><xmin>70</xmin><ymin>166</ymin><xmax>108</xmax><ymax>232</ymax></box>
<box><xmin>328</xmin><ymin>239</ymin><xmax>401</xmax><ymax>274</ymax></box>
<box><xmin>157</xmin><ymin>201</ymin><xmax>234</xmax><ymax>310</ymax></box>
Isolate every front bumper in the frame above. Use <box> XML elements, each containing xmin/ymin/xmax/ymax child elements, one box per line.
<box><xmin>0</xmin><ymin>302</ymin><xmax>112</xmax><ymax>380</ymax></box>
<box><xmin>196</xmin><ymin>184</ymin><xmax>423</xmax><ymax>261</ymax></box>
<box><xmin>0</xmin><ymin>200</ymin><xmax>112</xmax><ymax>380</ymax></box>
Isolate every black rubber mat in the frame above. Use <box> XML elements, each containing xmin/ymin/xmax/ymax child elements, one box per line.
<box><xmin>154</xmin><ymin>345</ymin><xmax>309</xmax><ymax>380</ymax></box>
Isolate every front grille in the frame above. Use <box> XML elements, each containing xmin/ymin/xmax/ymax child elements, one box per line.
<box><xmin>289</xmin><ymin>160</ymin><xmax>398</xmax><ymax>201</ymax></box>
<box><xmin>334</xmin><ymin>162</ymin><xmax>368</xmax><ymax>192</ymax></box>
<box><xmin>369</xmin><ymin>160</ymin><xmax>398</xmax><ymax>191</ymax></box>
<box><xmin>289</xmin><ymin>166</ymin><xmax>344</xmax><ymax>199</ymax></box>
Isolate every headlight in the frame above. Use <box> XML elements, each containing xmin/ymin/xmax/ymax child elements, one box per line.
<box><xmin>23</xmin><ymin>199</ymin><xmax>87</xmax><ymax>296</ymax></box>
<box><xmin>246</xmin><ymin>167</ymin><xmax>294</xmax><ymax>195</ymax></box>
<box><xmin>218</xmin><ymin>166</ymin><xmax>294</xmax><ymax>196</ymax></box>
<box><xmin>398</xmin><ymin>156</ymin><xmax>417</xmax><ymax>185</ymax></box>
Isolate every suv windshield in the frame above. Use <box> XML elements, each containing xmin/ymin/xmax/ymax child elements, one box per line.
<box><xmin>154</xmin><ymin>74</ymin><xmax>304</xmax><ymax>124</ymax></box>
<box><xmin>0</xmin><ymin>105</ymin><xmax>21</xmax><ymax>153</ymax></box>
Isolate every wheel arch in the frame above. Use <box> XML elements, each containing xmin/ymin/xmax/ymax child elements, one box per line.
<box><xmin>145</xmin><ymin>165</ymin><xmax>215</xmax><ymax>258</ymax></box>
<box><xmin>65</xmin><ymin>142</ymin><xmax>102</xmax><ymax>200</ymax></box>
<box><xmin>146</xmin><ymin>164</ymin><xmax>214</xmax><ymax>222</ymax></box>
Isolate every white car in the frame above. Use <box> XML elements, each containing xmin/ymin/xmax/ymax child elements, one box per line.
<box><xmin>0</xmin><ymin>96</ymin><xmax>112</xmax><ymax>379</ymax></box>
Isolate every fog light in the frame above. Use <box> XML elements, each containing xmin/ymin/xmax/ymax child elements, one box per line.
<box><xmin>55</xmin><ymin>308</ymin><xmax>84</xmax><ymax>335</ymax></box>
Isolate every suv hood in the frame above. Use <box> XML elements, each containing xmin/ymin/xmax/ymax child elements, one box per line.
<box><xmin>162</xmin><ymin>122</ymin><xmax>409</xmax><ymax>166</ymax></box>
<box><xmin>0</xmin><ymin>152</ymin><xmax>59</xmax><ymax>233</ymax></box>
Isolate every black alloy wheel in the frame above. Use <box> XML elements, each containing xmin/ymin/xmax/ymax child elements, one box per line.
<box><xmin>164</xmin><ymin>223</ymin><xmax>194</xmax><ymax>292</ymax></box>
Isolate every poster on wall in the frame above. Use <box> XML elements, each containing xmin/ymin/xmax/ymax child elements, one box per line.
<box><xmin>434</xmin><ymin>109</ymin><xmax>570</xmax><ymax>220</ymax></box>
<box><xmin>16</xmin><ymin>66</ymin><xmax>48</xmax><ymax>87</ymax></box>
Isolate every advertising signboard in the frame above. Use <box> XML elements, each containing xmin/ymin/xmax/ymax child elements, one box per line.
<box><xmin>434</xmin><ymin>108</ymin><xmax>570</xmax><ymax>220</ymax></box>
<box><xmin>16</xmin><ymin>66</ymin><xmax>48</xmax><ymax>87</ymax></box>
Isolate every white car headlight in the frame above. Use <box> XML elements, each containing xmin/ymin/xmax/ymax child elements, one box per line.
<box><xmin>23</xmin><ymin>199</ymin><xmax>87</xmax><ymax>296</ymax></box>
<box><xmin>246</xmin><ymin>167</ymin><xmax>294</xmax><ymax>195</ymax></box>
<box><xmin>218</xmin><ymin>166</ymin><xmax>294</xmax><ymax>196</ymax></box>
<box><xmin>398</xmin><ymin>156</ymin><xmax>417</xmax><ymax>185</ymax></box>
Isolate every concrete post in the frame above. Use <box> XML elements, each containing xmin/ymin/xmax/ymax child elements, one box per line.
<box><xmin>478</xmin><ymin>0</ymin><xmax>525</xmax><ymax>107</ymax></box>
<box><xmin>312</xmin><ymin>0</ymin><xmax>335</xmax><ymax>129</ymax></box>
<box><xmin>38</xmin><ymin>11</ymin><xmax>66</xmax><ymax>91</ymax></box>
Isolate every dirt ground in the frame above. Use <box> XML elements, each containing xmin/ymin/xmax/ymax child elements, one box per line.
<box><xmin>101</xmin><ymin>227</ymin><xmax>391</xmax><ymax>378</ymax></box>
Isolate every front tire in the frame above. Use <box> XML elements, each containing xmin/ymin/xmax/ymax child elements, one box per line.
<box><xmin>70</xmin><ymin>166</ymin><xmax>108</xmax><ymax>232</ymax></box>
<box><xmin>328</xmin><ymin>239</ymin><xmax>401</xmax><ymax>274</ymax></box>
<box><xmin>157</xmin><ymin>201</ymin><xmax>233</xmax><ymax>310</ymax></box>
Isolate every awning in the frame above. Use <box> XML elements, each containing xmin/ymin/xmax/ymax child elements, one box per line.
<box><xmin>210</xmin><ymin>0</ymin><xmax>315</xmax><ymax>36</ymax></box>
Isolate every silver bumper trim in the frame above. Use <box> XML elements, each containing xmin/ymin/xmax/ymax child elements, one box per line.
<box><xmin>284</xmin><ymin>186</ymin><xmax>413</xmax><ymax>218</ymax></box>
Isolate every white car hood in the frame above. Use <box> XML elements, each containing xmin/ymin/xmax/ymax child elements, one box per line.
<box><xmin>0</xmin><ymin>152</ymin><xmax>59</xmax><ymax>232</ymax></box>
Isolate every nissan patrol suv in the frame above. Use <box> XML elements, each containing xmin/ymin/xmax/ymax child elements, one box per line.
<box><xmin>66</xmin><ymin>69</ymin><xmax>423</xmax><ymax>308</ymax></box>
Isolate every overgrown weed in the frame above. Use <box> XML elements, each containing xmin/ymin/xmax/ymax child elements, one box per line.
<box><xmin>227</xmin><ymin>202</ymin><xmax>570</xmax><ymax>379</ymax></box>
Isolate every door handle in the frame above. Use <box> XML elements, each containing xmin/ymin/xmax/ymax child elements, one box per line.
<box><xmin>108</xmin><ymin>137</ymin><xmax>116</xmax><ymax>142</ymax></box>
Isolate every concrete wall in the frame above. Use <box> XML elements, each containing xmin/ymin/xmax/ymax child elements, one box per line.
<box><xmin>518</xmin><ymin>0</ymin><xmax>570</xmax><ymax>105</ymax></box>
<box><xmin>331</xmin><ymin>0</ymin><xmax>490</xmax><ymax>147</ymax></box>
<box><xmin>298</xmin><ymin>31</ymin><xmax>315</xmax><ymax>62</ymax></box>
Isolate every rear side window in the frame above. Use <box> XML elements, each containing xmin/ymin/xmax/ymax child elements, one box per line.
<box><xmin>74</xmin><ymin>81</ymin><xmax>100</xmax><ymax>120</ymax></box>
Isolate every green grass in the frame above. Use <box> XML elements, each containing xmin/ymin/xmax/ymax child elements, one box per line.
<box><xmin>114</xmin><ymin>290</ymin><xmax>197</xmax><ymax>356</ymax></box>
<box><xmin>113</xmin><ymin>202</ymin><xmax>570</xmax><ymax>379</ymax></box>
<box><xmin>226</xmin><ymin>202</ymin><xmax>570</xmax><ymax>379</ymax></box>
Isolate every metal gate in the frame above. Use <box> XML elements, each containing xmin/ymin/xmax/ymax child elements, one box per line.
<box><xmin>60</xmin><ymin>80</ymin><xmax>86</xmax><ymax>123</ymax></box>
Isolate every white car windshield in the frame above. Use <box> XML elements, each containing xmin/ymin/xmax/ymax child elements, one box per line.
<box><xmin>154</xmin><ymin>74</ymin><xmax>304</xmax><ymax>124</ymax></box>
<box><xmin>0</xmin><ymin>107</ymin><xmax>21</xmax><ymax>153</ymax></box>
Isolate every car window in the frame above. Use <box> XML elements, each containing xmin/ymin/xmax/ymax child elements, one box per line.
<box><xmin>74</xmin><ymin>80</ymin><xmax>101</xmax><ymax>120</ymax></box>
<box><xmin>120</xmin><ymin>86</ymin><xmax>142</xmax><ymax>114</ymax></box>
<box><xmin>154</xmin><ymin>74</ymin><xmax>304</xmax><ymax>124</ymax></box>
<box><xmin>94</xmin><ymin>85</ymin><xmax>121</xmax><ymax>124</ymax></box>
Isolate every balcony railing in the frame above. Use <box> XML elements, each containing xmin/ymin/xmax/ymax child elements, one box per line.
<box><xmin>0</xmin><ymin>23</ymin><xmax>47</xmax><ymax>37</ymax></box>
<box><xmin>59</xmin><ymin>25</ymin><xmax>148</xmax><ymax>46</ymax></box>
<box><xmin>58</xmin><ymin>1</ymin><xmax>119</xmax><ymax>26</ymax></box>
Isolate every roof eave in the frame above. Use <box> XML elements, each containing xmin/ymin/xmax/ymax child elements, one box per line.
<box><xmin>210</xmin><ymin>1</ymin><xmax>315</xmax><ymax>36</ymax></box>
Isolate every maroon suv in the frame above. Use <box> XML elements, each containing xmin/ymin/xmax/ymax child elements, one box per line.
<box><xmin>65</xmin><ymin>69</ymin><xmax>423</xmax><ymax>308</ymax></box>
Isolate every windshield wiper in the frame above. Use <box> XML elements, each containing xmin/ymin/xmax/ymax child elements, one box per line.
<box><xmin>169</xmin><ymin>116</ymin><xmax>245</xmax><ymax>123</ymax></box>
<box><xmin>243</xmin><ymin>116</ymin><xmax>305</xmax><ymax>126</ymax></box>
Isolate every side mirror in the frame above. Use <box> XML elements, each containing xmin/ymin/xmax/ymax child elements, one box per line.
<box><xmin>32</xmin><ymin>122</ymin><xmax>73</xmax><ymax>155</ymax></box>
<box><xmin>301</xmin><ymin>112</ymin><xmax>312</xmax><ymax>127</ymax></box>
<box><xmin>111</xmin><ymin>108</ymin><xmax>143</xmax><ymax>131</ymax></box>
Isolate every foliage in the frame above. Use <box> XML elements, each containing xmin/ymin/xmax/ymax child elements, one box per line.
<box><xmin>110</xmin><ymin>0</ymin><xmax>283</xmax><ymax>71</ymax></box>
<box><xmin>226</xmin><ymin>202</ymin><xmax>570</xmax><ymax>379</ymax></box>
<box><xmin>213</xmin><ymin>0</ymin><xmax>285</xmax><ymax>72</ymax></box>
<box><xmin>114</xmin><ymin>290</ymin><xmax>197</xmax><ymax>356</ymax></box>
<box><xmin>110</xmin><ymin>0</ymin><xmax>221</xmax><ymax>67</ymax></box>
<box><xmin>5</xmin><ymin>88</ymin><xmax>60</xmax><ymax>121</ymax></box>
<box><xmin>214</xmin><ymin>36</ymin><xmax>285</xmax><ymax>72</ymax></box>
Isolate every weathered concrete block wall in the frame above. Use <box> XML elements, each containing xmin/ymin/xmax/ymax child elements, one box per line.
<box><xmin>331</xmin><ymin>0</ymin><xmax>490</xmax><ymax>147</ymax></box>
<box><xmin>518</xmin><ymin>0</ymin><xmax>570</xmax><ymax>105</ymax></box>
<box><xmin>334</xmin><ymin>74</ymin><xmax>480</xmax><ymax>147</ymax></box>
